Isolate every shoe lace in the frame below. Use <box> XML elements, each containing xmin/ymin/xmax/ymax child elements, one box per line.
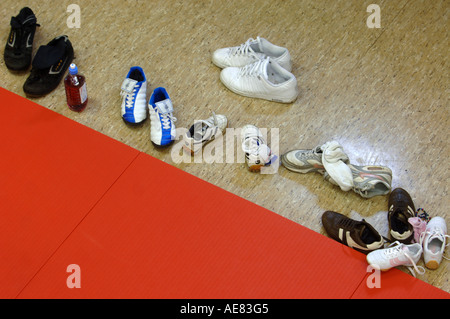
<box><xmin>297</xmin><ymin>145</ymin><xmax>322</xmax><ymax>159</ymax></box>
<box><xmin>120</xmin><ymin>87</ymin><xmax>138</xmax><ymax>109</ymax></box>
<box><xmin>385</xmin><ymin>241</ymin><xmax>425</xmax><ymax>277</ymax></box>
<box><xmin>155</xmin><ymin>106</ymin><xmax>177</xmax><ymax>130</ymax></box>
<box><xmin>161</xmin><ymin>114</ymin><xmax>177</xmax><ymax>130</ymax></box>
<box><xmin>229</xmin><ymin>37</ymin><xmax>259</xmax><ymax>58</ymax></box>
<box><xmin>239</xmin><ymin>58</ymin><xmax>266</xmax><ymax>78</ymax></box>
<box><xmin>419</xmin><ymin>228</ymin><xmax>450</xmax><ymax>261</ymax></box>
<box><xmin>337</xmin><ymin>217</ymin><xmax>360</xmax><ymax>229</ymax></box>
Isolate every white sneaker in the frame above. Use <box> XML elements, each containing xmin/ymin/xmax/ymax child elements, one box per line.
<box><xmin>366</xmin><ymin>241</ymin><xmax>425</xmax><ymax>277</ymax></box>
<box><xmin>212</xmin><ymin>36</ymin><xmax>292</xmax><ymax>71</ymax></box>
<box><xmin>183</xmin><ymin>111</ymin><xmax>228</xmax><ymax>155</ymax></box>
<box><xmin>241</xmin><ymin>125</ymin><xmax>274</xmax><ymax>172</ymax></box>
<box><xmin>148</xmin><ymin>87</ymin><xmax>177</xmax><ymax>146</ymax></box>
<box><xmin>420</xmin><ymin>217</ymin><xmax>449</xmax><ymax>270</ymax></box>
<box><xmin>121</xmin><ymin>66</ymin><xmax>147</xmax><ymax>124</ymax></box>
<box><xmin>220</xmin><ymin>57</ymin><xmax>298</xmax><ymax>103</ymax></box>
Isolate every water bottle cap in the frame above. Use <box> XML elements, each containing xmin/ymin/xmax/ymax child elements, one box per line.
<box><xmin>69</xmin><ymin>63</ymin><xmax>78</xmax><ymax>75</ymax></box>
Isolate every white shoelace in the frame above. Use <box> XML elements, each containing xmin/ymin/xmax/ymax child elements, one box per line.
<box><xmin>419</xmin><ymin>228</ymin><xmax>450</xmax><ymax>261</ymax></box>
<box><xmin>239</xmin><ymin>58</ymin><xmax>266</xmax><ymax>78</ymax></box>
<box><xmin>229</xmin><ymin>37</ymin><xmax>259</xmax><ymax>58</ymax></box>
<box><xmin>159</xmin><ymin>112</ymin><xmax>177</xmax><ymax>130</ymax></box>
<box><xmin>385</xmin><ymin>241</ymin><xmax>425</xmax><ymax>277</ymax></box>
<box><xmin>121</xmin><ymin>87</ymin><xmax>137</xmax><ymax>109</ymax></box>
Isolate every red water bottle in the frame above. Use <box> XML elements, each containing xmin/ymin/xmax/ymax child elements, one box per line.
<box><xmin>64</xmin><ymin>63</ymin><xmax>88</xmax><ymax>112</ymax></box>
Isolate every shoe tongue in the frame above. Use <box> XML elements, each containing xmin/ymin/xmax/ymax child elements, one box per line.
<box><xmin>260</xmin><ymin>58</ymin><xmax>270</xmax><ymax>80</ymax></box>
<box><xmin>249</xmin><ymin>37</ymin><xmax>263</xmax><ymax>53</ymax></box>
<box><xmin>356</xmin><ymin>222</ymin><xmax>379</xmax><ymax>245</ymax></box>
<box><xmin>355</xmin><ymin>223</ymin><xmax>368</xmax><ymax>241</ymax></box>
<box><xmin>395</xmin><ymin>209</ymin><xmax>410</xmax><ymax>222</ymax></box>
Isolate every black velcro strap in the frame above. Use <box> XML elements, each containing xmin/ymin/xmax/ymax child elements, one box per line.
<box><xmin>32</xmin><ymin>39</ymin><xmax>66</xmax><ymax>69</ymax></box>
<box><xmin>10</xmin><ymin>17</ymin><xmax>22</xmax><ymax>29</ymax></box>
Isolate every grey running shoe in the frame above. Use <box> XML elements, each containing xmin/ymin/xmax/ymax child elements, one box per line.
<box><xmin>281</xmin><ymin>145</ymin><xmax>326</xmax><ymax>174</ymax></box>
<box><xmin>282</xmin><ymin>144</ymin><xmax>392</xmax><ymax>198</ymax></box>
<box><xmin>325</xmin><ymin>164</ymin><xmax>392</xmax><ymax>198</ymax></box>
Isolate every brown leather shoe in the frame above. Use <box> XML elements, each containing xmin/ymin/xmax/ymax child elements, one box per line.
<box><xmin>322</xmin><ymin>211</ymin><xmax>384</xmax><ymax>254</ymax></box>
<box><xmin>388</xmin><ymin>188</ymin><xmax>415</xmax><ymax>244</ymax></box>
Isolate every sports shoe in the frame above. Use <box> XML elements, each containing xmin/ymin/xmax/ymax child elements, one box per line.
<box><xmin>366</xmin><ymin>241</ymin><xmax>425</xmax><ymax>277</ymax></box>
<box><xmin>149</xmin><ymin>87</ymin><xmax>177</xmax><ymax>146</ymax></box>
<box><xmin>281</xmin><ymin>145</ymin><xmax>326</xmax><ymax>174</ymax></box>
<box><xmin>4</xmin><ymin>7</ymin><xmax>39</xmax><ymax>71</ymax></box>
<box><xmin>120</xmin><ymin>66</ymin><xmax>147</xmax><ymax>125</ymax></box>
<box><xmin>23</xmin><ymin>35</ymin><xmax>74</xmax><ymax>97</ymax></box>
<box><xmin>321</xmin><ymin>211</ymin><xmax>385</xmax><ymax>254</ymax></box>
<box><xmin>241</xmin><ymin>125</ymin><xmax>275</xmax><ymax>172</ymax></box>
<box><xmin>420</xmin><ymin>216</ymin><xmax>449</xmax><ymax>270</ymax></box>
<box><xmin>325</xmin><ymin>164</ymin><xmax>392</xmax><ymax>198</ymax></box>
<box><xmin>282</xmin><ymin>143</ymin><xmax>392</xmax><ymax>198</ymax></box>
<box><xmin>220</xmin><ymin>57</ymin><xmax>298</xmax><ymax>103</ymax></box>
<box><xmin>212</xmin><ymin>36</ymin><xmax>292</xmax><ymax>71</ymax></box>
<box><xmin>183</xmin><ymin>111</ymin><xmax>228</xmax><ymax>155</ymax></box>
<box><xmin>388</xmin><ymin>188</ymin><xmax>415</xmax><ymax>244</ymax></box>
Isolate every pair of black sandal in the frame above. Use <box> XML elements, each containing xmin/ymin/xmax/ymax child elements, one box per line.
<box><xmin>4</xmin><ymin>7</ymin><xmax>74</xmax><ymax>97</ymax></box>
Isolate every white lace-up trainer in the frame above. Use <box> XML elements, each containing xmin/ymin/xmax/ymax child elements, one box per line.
<box><xmin>121</xmin><ymin>66</ymin><xmax>147</xmax><ymax>124</ymax></box>
<box><xmin>212</xmin><ymin>36</ymin><xmax>292</xmax><ymax>71</ymax></box>
<box><xmin>220</xmin><ymin>57</ymin><xmax>298</xmax><ymax>103</ymax></box>
<box><xmin>149</xmin><ymin>87</ymin><xmax>177</xmax><ymax>146</ymax></box>
<box><xmin>183</xmin><ymin>111</ymin><xmax>228</xmax><ymax>155</ymax></box>
<box><xmin>366</xmin><ymin>241</ymin><xmax>425</xmax><ymax>277</ymax></box>
<box><xmin>241</xmin><ymin>125</ymin><xmax>275</xmax><ymax>172</ymax></box>
<box><xmin>420</xmin><ymin>216</ymin><xmax>449</xmax><ymax>270</ymax></box>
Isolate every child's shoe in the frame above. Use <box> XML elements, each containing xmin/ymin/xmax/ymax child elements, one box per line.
<box><xmin>366</xmin><ymin>241</ymin><xmax>425</xmax><ymax>277</ymax></box>
<box><xmin>241</xmin><ymin>125</ymin><xmax>274</xmax><ymax>172</ymax></box>
<box><xmin>420</xmin><ymin>216</ymin><xmax>449</xmax><ymax>270</ymax></box>
<box><xmin>183</xmin><ymin>111</ymin><xmax>228</xmax><ymax>155</ymax></box>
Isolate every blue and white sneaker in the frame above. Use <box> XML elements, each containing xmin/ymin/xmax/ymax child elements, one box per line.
<box><xmin>149</xmin><ymin>87</ymin><xmax>177</xmax><ymax>146</ymax></box>
<box><xmin>120</xmin><ymin>66</ymin><xmax>147</xmax><ymax>124</ymax></box>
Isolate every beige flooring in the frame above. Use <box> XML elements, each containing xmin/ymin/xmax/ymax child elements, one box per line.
<box><xmin>1</xmin><ymin>0</ymin><xmax>448</xmax><ymax>295</ymax></box>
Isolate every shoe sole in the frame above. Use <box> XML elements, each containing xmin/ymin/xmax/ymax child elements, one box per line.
<box><xmin>220</xmin><ymin>73</ymin><xmax>297</xmax><ymax>104</ymax></box>
<box><xmin>248</xmin><ymin>164</ymin><xmax>264</xmax><ymax>172</ymax></box>
<box><xmin>152</xmin><ymin>140</ymin><xmax>174</xmax><ymax>148</ymax></box>
<box><xmin>426</xmin><ymin>260</ymin><xmax>439</xmax><ymax>270</ymax></box>
<box><xmin>122</xmin><ymin>117</ymin><xmax>146</xmax><ymax>127</ymax></box>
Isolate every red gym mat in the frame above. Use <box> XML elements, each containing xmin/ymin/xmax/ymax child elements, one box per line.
<box><xmin>0</xmin><ymin>87</ymin><xmax>448</xmax><ymax>299</ymax></box>
<box><xmin>0</xmin><ymin>87</ymin><xmax>139</xmax><ymax>298</ymax></box>
<box><xmin>17</xmin><ymin>153</ymin><xmax>369</xmax><ymax>299</ymax></box>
